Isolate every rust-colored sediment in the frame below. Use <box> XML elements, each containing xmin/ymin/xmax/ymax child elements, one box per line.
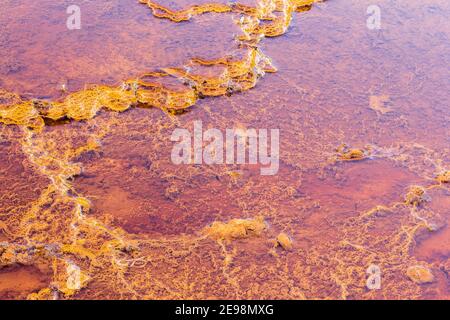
<box><xmin>0</xmin><ymin>0</ymin><xmax>449</xmax><ymax>299</ymax></box>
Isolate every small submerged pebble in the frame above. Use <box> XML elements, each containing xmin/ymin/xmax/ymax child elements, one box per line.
<box><xmin>406</xmin><ymin>265</ymin><xmax>434</xmax><ymax>284</ymax></box>
<box><xmin>276</xmin><ymin>232</ymin><xmax>293</xmax><ymax>251</ymax></box>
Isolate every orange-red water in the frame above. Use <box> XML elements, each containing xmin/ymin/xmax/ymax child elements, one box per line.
<box><xmin>0</xmin><ymin>0</ymin><xmax>449</xmax><ymax>299</ymax></box>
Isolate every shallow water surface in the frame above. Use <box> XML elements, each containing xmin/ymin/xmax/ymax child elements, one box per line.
<box><xmin>0</xmin><ymin>0</ymin><xmax>449</xmax><ymax>299</ymax></box>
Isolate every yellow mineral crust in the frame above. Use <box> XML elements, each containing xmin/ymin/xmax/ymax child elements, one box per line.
<box><xmin>404</xmin><ymin>186</ymin><xmax>427</xmax><ymax>206</ymax></box>
<box><xmin>406</xmin><ymin>265</ymin><xmax>434</xmax><ymax>284</ymax></box>
<box><xmin>436</xmin><ymin>171</ymin><xmax>449</xmax><ymax>183</ymax></box>
<box><xmin>27</xmin><ymin>288</ymin><xmax>54</xmax><ymax>300</ymax></box>
<box><xmin>140</xmin><ymin>0</ymin><xmax>318</xmax><ymax>23</ymax></box>
<box><xmin>0</xmin><ymin>47</ymin><xmax>274</xmax><ymax>129</ymax></box>
<box><xmin>140</xmin><ymin>0</ymin><xmax>319</xmax><ymax>42</ymax></box>
<box><xmin>139</xmin><ymin>1</ymin><xmax>232</xmax><ymax>22</ymax></box>
<box><xmin>0</xmin><ymin>99</ymin><xmax>43</xmax><ymax>129</ymax></box>
<box><xmin>0</xmin><ymin>243</ymin><xmax>44</xmax><ymax>268</ymax></box>
<box><xmin>203</xmin><ymin>216</ymin><xmax>266</xmax><ymax>242</ymax></box>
